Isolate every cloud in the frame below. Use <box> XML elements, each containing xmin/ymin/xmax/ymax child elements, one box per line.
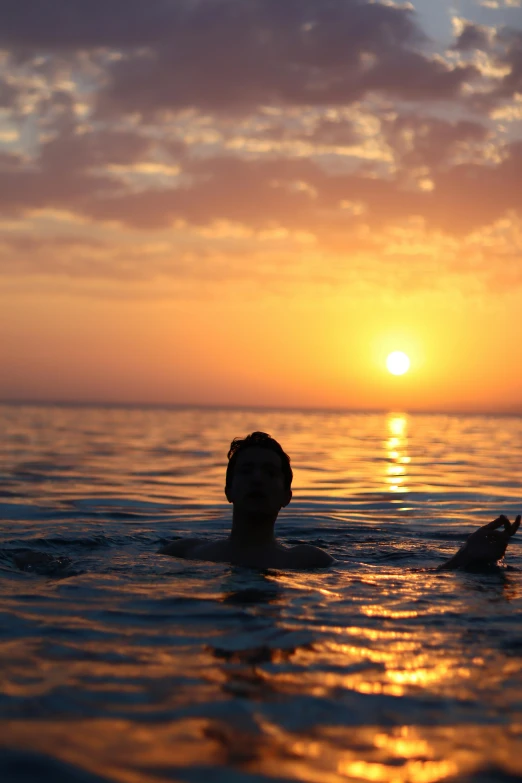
<box><xmin>0</xmin><ymin>117</ymin><xmax>187</xmax><ymax>218</ymax></box>
<box><xmin>478</xmin><ymin>1</ymin><xmax>521</xmax><ymax>7</ymax></box>
<box><xmin>361</xmin><ymin>52</ymin><xmax>478</xmax><ymax>101</ymax></box>
<box><xmin>382</xmin><ymin>115</ymin><xmax>490</xmax><ymax>169</ymax></box>
<box><xmin>97</xmin><ymin>1</ymin><xmax>477</xmax><ymax>115</ymax></box>
<box><xmin>39</xmin><ymin>128</ymin><xmax>155</xmax><ymax>172</ymax></box>
<box><xmin>0</xmin><ymin>78</ymin><xmax>17</xmax><ymax>108</ymax></box>
<box><xmin>1</xmin><ymin>135</ymin><xmax>520</xmax><ymax>247</ymax></box>
<box><xmin>0</xmin><ymin>0</ymin><xmax>175</xmax><ymax>50</ymax></box>
<box><xmin>494</xmin><ymin>27</ymin><xmax>522</xmax><ymax>99</ymax></box>
<box><xmin>417</xmin><ymin>140</ymin><xmax>522</xmax><ymax>235</ymax></box>
<box><xmin>0</xmin><ymin>0</ymin><xmax>520</xmax><ymax>300</ymax></box>
<box><xmin>0</xmin><ymin>150</ymin><xmax>23</xmax><ymax>170</ymax></box>
<box><xmin>0</xmin><ymin>0</ymin><xmax>475</xmax><ymax>114</ymax></box>
<box><xmin>3</xmin><ymin>209</ymin><xmax>522</xmax><ymax>299</ymax></box>
<box><xmin>0</xmin><ymin>119</ymin><xmax>519</xmax><ymax>239</ymax></box>
<box><xmin>0</xmin><ymin>137</ymin><xmax>119</xmax><ymax>217</ymax></box>
<box><xmin>453</xmin><ymin>21</ymin><xmax>493</xmax><ymax>50</ymax></box>
<box><xmin>258</xmin><ymin>115</ymin><xmax>361</xmax><ymax>148</ymax></box>
<box><xmin>454</xmin><ymin>23</ymin><xmax>522</xmax><ymax>106</ymax></box>
<box><xmin>80</xmin><ymin>136</ymin><xmax>521</xmax><ymax>237</ymax></box>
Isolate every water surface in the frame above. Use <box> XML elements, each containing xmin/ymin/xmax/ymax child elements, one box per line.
<box><xmin>1</xmin><ymin>404</ymin><xmax>521</xmax><ymax>783</ymax></box>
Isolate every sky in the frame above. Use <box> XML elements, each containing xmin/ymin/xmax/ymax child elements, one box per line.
<box><xmin>0</xmin><ymin>0</ymin><xmax>521</xmax><ymax>413</ymax></box>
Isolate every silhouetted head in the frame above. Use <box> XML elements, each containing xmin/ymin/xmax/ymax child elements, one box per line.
<box><xmin>226</xmin><ymin>432</ymin><xmax>293</xmax><ymax>491</ymax></box>
<box><xmin>225</xmin><ymin>432</ymin><xmax>293</xmax><ymax>516</ymax></box>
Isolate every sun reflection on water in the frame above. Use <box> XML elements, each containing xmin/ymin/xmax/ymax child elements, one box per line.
<box><xmin>385</xmin><ymin>414</ymin><xmax>410</xmax><ymax>493</ymax></box>
<box><xmin>247</xmin><ymin>721</ymin><xmax>522</xmax><ymax>783</ymax></box>
<box><xmin>1</xmin><ymin>407</ymin><xmax>522</xmax><ymax>783</ymax></box>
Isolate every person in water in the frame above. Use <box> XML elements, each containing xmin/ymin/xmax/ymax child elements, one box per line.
<box><xmin>159</xmin><ymin>431</ymin><xmax>520</xmax><ymax>571</ymax></box>
<box><xmin>159</xmin><ymin>431</ymin><xmax>332</xmax><ymax>569</ymax></box>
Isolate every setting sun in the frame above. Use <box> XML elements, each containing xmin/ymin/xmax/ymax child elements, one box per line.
<box><xmin>386</xmin><ymin>351</ymin><xmax>411</xmax><ymax>376</ymax></box>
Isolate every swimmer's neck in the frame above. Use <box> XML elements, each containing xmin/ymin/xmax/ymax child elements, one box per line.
<box><xmin>229</xmin><ymin>509</ymin><xmax>279</xmax><ymax>549</ymax></box>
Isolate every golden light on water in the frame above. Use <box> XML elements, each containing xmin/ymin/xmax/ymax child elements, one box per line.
<box><xmin>386</xmin><ymin>351</ymin><xmax>411</xmax><ymax>376</ymax></box>
<box><xmin>386</xmin><ymin>414</ymin><xmax>410</xmax><ymax>493</ymax></box>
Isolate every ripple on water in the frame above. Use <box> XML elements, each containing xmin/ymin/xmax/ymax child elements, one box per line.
<box><xmin>0</xmin><ymin>406</ymin><xmax>522</xmax><ymax>782</ymax></box>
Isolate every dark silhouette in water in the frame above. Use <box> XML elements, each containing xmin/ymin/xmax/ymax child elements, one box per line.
<box><xmin>158</xmin><ymin>431</ymin><xmax>521</xmax><ymax>571</ymax></box>
<box><xmin>159</xmin><ymin>431</ymin><xmax>333</xmax><ymax>569</ymax></box>
<box><xmin>437</xmin><ymin>513</ymin><xmax>520</xmax><ymax>571</ymax></box>
<box><xmin>12</xmin><ymin>431</ymin><xmax>520</xmax><ymax>573</ymax></box>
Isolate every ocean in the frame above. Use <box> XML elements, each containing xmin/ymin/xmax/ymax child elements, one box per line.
<box><xmin>0</xmin><ymin>403</ymin><xmax>521</xmax><ymax>783</ymax></box>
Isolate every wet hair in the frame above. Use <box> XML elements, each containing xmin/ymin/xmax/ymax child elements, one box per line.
<box><xmin>226</xmin><ymin>431</ymin><xmax>293</xmax><ymax>491</ymax></box>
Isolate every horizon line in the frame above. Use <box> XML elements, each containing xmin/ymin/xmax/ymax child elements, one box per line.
<box><xmin>1</xmin><ymin>398</ymin><xmax>521</xmax><ymax>419</ymax></box>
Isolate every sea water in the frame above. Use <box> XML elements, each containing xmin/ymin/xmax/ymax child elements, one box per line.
<box><xmin>0</xmin><ymin>404</ymin><xmax>521</xmax><ymax>783</ymax></box>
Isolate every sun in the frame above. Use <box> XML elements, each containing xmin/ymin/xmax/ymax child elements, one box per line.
<box><xmin>386</xmin><ymin>351</ymin><xmax>410</xmax><ymax>376</ymax></box>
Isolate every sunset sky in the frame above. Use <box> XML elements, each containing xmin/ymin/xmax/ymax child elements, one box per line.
<box><xmin>1</xmin><ymin>0</ymin><xmax>521</xmax><ymax>413</ymax></box>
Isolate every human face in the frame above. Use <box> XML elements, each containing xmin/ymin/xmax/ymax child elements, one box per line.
<box><xmin>226</xmin><ymin>447</ymin><xmax>292</xmax><ymax>515</ymax></box>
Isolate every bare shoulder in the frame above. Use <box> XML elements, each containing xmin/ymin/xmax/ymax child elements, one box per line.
<box><xmin>159</xmin><ymin>537</ymin><xmax>231</xmax><ymax>562</ymax></box>
<box><xmin>189</xmin><ymin>539</ymin><xmax>231</xmax><ymax>561</ymax></box>
<box><xmin>158</xmin><ymin>537</ymin><xmax>207</xmax><ymax>558</ymax></box>
<box><xmin>158</xmin><ymin>538</ymin><xmax>333</xmax><ymax>569</ymax></box>
<box><xmin>287</xmin><ymin>544</ymin><xmax>334</xmax><ymax>569</ymax></box>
